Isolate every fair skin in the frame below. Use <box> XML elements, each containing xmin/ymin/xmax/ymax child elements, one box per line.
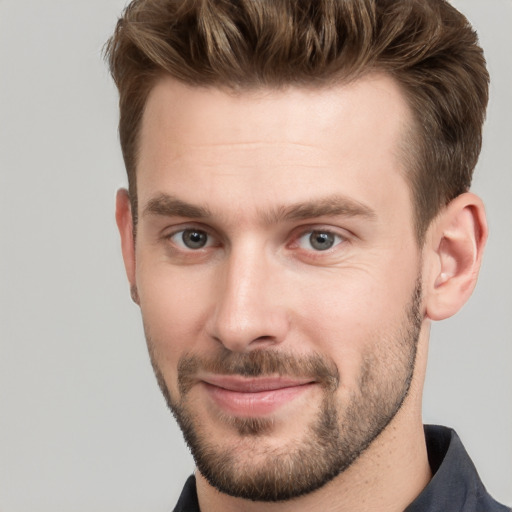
<box><xmin>116</xmin><ymin>74</ymin><xmax>487</xmax><ymax>511</ymax></box>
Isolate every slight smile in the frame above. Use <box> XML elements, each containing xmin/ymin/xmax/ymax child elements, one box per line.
<box><xmin>200</xmin><ymin>375</ymin><xmax>317</xmax><ymax>417</ymax></box>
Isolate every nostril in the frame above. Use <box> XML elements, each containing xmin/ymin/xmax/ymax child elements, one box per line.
<box><xmin>211</xmin><ymin>333</ymin><xmax>280</xmax><ymax>352</ymax></box>
<box><xmin>253</xmin><ymin>335</ymin><xmax>276</xmax><ymax>344</ymax></box>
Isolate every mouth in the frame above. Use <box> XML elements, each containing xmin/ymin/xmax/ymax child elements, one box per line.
<box><xmin>200</xmin><ymin>375</ymin><xmax>317</xmax><ymax>417</ymax></box>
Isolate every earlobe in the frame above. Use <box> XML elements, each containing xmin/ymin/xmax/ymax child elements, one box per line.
<box><xmin>424</xmin><ymin>193</ymin><xmax>487</xmax><ymax>321</ymax></box>
<box><xmin>115</xmin><ymin>188</ymin><xmax>139</xmax><ymax>304</ymax></box>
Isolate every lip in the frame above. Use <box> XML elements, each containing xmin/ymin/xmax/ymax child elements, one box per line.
<box><xmin>200</xmin><ymin>375</ymin><xmax>316</xmax><ymax>417</ymax></box>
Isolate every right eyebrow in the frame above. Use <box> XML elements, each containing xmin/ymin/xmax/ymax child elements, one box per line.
<box><xmin>142</xmin><ymin>194</ymin><xmax>212</xmax><ymax>219</ymax></box>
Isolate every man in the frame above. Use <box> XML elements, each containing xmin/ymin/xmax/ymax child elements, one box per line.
<box><xmin>105</xmin><ymin>0</ymin><xmax>510</xmax><ymax>510</ymax></box>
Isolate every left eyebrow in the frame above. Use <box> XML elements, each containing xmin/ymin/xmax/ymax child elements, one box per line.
<box><xmin>264</xmin><ymin>195</ymin><xmax>377</xmax><ymax>224</ymax></box>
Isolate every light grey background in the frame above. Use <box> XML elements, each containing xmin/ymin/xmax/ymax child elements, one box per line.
<box><xmin>0</xmin><ymin>1</ymin><xmax>510</xmax><ymax>510</ymax></box>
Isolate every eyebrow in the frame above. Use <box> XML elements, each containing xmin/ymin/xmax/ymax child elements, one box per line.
<box><xmin>142</xmin><ymin>193</ymin><xmax>376</xmax><ymax>223</ymax></box>
<box><xmin>143</xmin><ymin>194</ymin><xmax>212</xmax><ymax>219</ymax></box>
<box><xmin>266</xmin><ymin>195</ymin><xmax>376</xmax><ymax>223</ymax></box>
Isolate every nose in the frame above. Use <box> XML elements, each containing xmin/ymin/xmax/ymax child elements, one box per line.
<box><xmin>206</xmin><ymin>246</ymin><xmax>290</xmax><ymax>352</ymax></box>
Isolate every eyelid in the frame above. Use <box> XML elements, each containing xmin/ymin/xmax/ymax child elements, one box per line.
<box><xmin>289</xmin><ymin>225</ymin><xmax>350</xmax><ymax>252</ymax></box>
<box><xmin>172</xmin><ymin>230</ymin><xmax>211</xmax><ymax>250</ymax></box>
<box><xmin>298</xmin><ymin>231</ymin><xmax>342</xmax><ymax>249</ymax></box>
<box><xmin>162</xmin><ymin>223</ymin><xmax>220</xmax><ymax>250</ymax></box>
<box><xmin>160</xmin><ymin>222</ymin><xmax>350</xmax><ymax>253</ymax></box>
<box><xmin>294</xmin><ymin>224</ymin><xmax>349</xmax><ymax>240</ymax></box>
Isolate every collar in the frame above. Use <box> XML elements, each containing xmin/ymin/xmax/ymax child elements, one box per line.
<box><xmin>173</xmin><ymin>425</ymin><xmax>509</xmax><ymax>512</ymax></box>
<box><xmin>405</xmin><ymin>425</ymin><xmax>509</xmax><ymax>511</ymax></box>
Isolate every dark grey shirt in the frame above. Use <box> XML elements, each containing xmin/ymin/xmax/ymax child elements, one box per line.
<box><xmin>173</xmin><ymin>425</ymin><xmax>510</xmax><ymax>511</ymax></box>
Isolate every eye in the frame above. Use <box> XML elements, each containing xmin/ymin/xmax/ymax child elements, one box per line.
<box><xmin>170</xmin><ymin>228</ymin><xmax>212</xmax><ymax>250</ymax></box>
<box><xmin>297</xmin><ymin>230</ymin><xmax>343</xmax><ymax>251</ymax></box>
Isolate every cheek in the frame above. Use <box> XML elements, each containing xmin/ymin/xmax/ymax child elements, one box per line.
<box><xmin>136</xmin><ymin>263</ymin><xmax>213</xmax><ymax>370</ymax></box>
<box><xmin>290</xmin><ymin>269</ymin><xmax>416</xmax><ymax>385</ymax></box>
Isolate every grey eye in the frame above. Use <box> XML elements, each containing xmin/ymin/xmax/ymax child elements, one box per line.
<box><xmin>309</xmin><ymin>231</ymin><xmax>336</xmax><ymax>251</ymax></box>
<box><xmin>180</xmin><ymin>229</ymin><xmax>209</xmax><ymax>249</ymax></box>
<box><xmin>297</xmin><ymin>230</ymin><xmax>342</xmax><ymax>251</ymax></box>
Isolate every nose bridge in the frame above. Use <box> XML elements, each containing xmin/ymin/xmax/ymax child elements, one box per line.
<box><xmin>208</xmin><ymin>240</ymin><xmax>288</xmax><ymax>351</ymax></box>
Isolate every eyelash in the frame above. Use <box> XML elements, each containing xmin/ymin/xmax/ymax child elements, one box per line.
<box><xmin>162</xmin><ymin>225</ymin><xmax>348</xmax><ymax>256</ymax></box>
<box><xmin>165</xmin><ymin>226</ymin><xmax>218</xmax><ymax>251</ymax></box>
<box><xmin>293</xmin><ymin>228</ymin><xmax>345</xmax><ymax>252</ymax></box>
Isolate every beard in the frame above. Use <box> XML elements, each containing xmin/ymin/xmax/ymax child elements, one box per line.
<box><xmin>143</xmin><ymin>278</ymin><xmax>423</xmax><ymax>502</ymax></box>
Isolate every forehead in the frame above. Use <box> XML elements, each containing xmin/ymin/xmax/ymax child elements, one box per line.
<box><xmin>137</xmin><ymin>74</ymin><xmax>414</xmax><ymax>223</ymax></box>
<box><xmin>140</xmin><ymin>73</ymin><xmax>411</xmax><ymax>152</ymax></box>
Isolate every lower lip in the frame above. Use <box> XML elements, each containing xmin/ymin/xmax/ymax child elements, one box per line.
<box><xmin>203</xmin><ymin>382</ymin><xmax>316</xmax><ymax>417</ymax></box>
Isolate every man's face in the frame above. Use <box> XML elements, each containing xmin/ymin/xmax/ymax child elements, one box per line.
<box><xmin>125</xmin><ymin>75</ymin><xmax>427</xmax><ymax>501</ymax></box>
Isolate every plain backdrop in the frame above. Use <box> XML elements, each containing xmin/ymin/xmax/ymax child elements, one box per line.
<box><xmin>0</xmin><ymin>1</ymin><xmax>510</xmax><ymax>510</ymax></box>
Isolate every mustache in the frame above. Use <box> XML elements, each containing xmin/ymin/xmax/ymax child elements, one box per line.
<box><xmin>177</xmin><ymin>348</ymin><xmax>340</xmax><ymax>395</ymax></box>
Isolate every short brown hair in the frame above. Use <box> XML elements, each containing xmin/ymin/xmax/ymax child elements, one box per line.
<box><xmin>105</xmin><ymin>0</ymin><xmax>489</xmax><ymax>240</ymax></box>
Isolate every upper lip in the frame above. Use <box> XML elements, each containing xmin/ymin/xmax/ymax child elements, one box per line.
<box><xmin>200</xmin><ymin>375</ymin><xmax>315</xmax><ymax>393</ymax></box>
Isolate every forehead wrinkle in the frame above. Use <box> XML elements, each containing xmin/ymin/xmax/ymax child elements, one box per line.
<box><xmin>163</xmin><ymin>140</ymin><xmax>327</xmax><ymax>170</ymax></box>
<box><xmin>174</xmin><ymin>140</ymin><xmax>320</xmax><ymax>149</ymax></box>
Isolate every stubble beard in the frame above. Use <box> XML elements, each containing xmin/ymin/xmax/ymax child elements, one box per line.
<box><xmin>143</xmin><ymin>279</ymin><xmax>423</xmax><ymax>502</ymax></box>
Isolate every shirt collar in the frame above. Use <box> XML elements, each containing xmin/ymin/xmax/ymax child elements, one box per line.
<box><xmin>405</xmin><ymin>425</ymin><xmax>507</xmax><ymax>512</ymax></box>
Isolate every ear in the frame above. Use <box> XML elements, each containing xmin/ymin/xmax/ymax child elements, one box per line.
<box><xmin>424</xmin><ymin>193</ymin><xmax>488</xmax><ymax>321</ymax></box>
<box><xmin>115</xmin><ymin>188</ymin><xmax>139</xmax><ymax>304</ymax></box>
